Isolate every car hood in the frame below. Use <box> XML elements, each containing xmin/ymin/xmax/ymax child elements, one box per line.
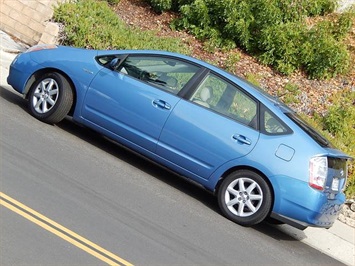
<box><xmin>29</xmin><ymin>45</ymin><xmax>99</xmax><ymax>65</ymax></box>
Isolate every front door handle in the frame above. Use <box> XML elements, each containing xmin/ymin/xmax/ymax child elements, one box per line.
<box><xmin>153</xmin><ymin>99</ymin><xmax>171</xmax><ymax>110</ymax></box>
<box><xmin>232</xmin><ymin>134</ymin><xmax>252</xmax><ymax>145</ymax></box>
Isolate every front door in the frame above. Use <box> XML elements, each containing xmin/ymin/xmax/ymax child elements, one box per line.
<box><xmin>81</xmin><ymin>55</ymin><xmax>200</xmax><ymax>152</ymax></box>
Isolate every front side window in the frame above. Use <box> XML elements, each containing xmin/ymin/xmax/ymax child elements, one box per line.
<box><xmin>118</xmin><ymin>56</ymin><xmax>200</xmax><ymax>94</ymax></box>
<box><xmin>190</xmin><ymin>73</ymin><xmax>258</xmax><ymax>128</ymax></box>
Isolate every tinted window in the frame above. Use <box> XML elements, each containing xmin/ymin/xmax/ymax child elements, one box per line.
<box><xmin>190</xmin><ymin>73</ymin><xmax>257</xmax><ymax>128</ymax></box>
<box><xmin>263</xmin><ymin>110</ymin><xmax>289</xmax><ymax>134</ymax></box>
<box><xmin>119</xmin><ymin>56</ymin><xmax>200</xmax><ymax>94</ymax></box>
<box><xmin>96</xmin><ymin>55</ymin><xmax>116</xmax><ymax>65</ymax></box>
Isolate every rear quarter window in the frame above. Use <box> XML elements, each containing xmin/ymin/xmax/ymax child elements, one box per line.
<box><xmin>260</xmin><ymin>107</ymin><xmax>292</xmax><ymax>135</ymax></box>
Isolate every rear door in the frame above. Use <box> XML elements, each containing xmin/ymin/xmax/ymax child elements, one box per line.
<box><xmin>81</xmin><ymin>55</ymin><xmax>200</xmax><ymax>152</ymax></box>
<box><xmin>156</xmin><ymin>72</ymin><xmax>260</xmax><ymax>179</ymax></box>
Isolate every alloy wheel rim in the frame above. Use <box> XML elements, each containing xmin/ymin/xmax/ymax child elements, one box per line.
<box><xmin>224</xmin><ymin>177</ymin><xmax>263</xmax><ymax>217</ymax></box>
<box><xmin>32</xmin><ymin>78</ymin><xmax>59</xmax><ymax>114</ymax></box>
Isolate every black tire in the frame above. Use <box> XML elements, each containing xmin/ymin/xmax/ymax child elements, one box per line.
<box><xmin>217</xmin><ymin>170</ymin><xmax>272</xmax><ymax>226</ymax></box>
<box><xmin>28</xmin><ymin>72</ymin><xmax>73</xmax><ymax>124</ymax></box>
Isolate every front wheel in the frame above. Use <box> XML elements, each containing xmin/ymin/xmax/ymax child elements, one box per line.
<box><xmin>28</xmin><ymin>72</ymin><xmax>73</xmax><ymax>124</ymax></box>
<box><xmin>217</xmin><ymin>170</ymin><xmax>272</xmax><ymax>226</ymax></box>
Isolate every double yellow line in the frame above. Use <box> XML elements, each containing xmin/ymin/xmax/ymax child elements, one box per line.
<box><xmin>0</xmin><ymin>192</ymin><xmax>134</xmax><ymax>266</ymax></box>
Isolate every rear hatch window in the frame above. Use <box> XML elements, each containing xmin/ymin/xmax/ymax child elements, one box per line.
<box><xmin>327</xmin><ymin>157</ymin><xmax>348</xmax><ymax>193</ymax></box>
<box><xmin>286</xmin><ymin>112</ymin><xmax>332</xmax><ymax>148</ymax></box>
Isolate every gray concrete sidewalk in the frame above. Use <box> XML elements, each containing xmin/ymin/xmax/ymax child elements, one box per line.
<box><xmin>0</xmin><ymin>29</ymin><xmax>354</xmax><ymax>266</ymax></box>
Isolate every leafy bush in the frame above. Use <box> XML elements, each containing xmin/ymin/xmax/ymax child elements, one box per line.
<box><xmin>146</xmin><ymin>0</ymin><xmax>193</xmax><ymax>12</ymax></box>
<box><xmin>278</xmin><ymin>82</ymin><xmax>300</xmax><ymax>104</ymax></box>
<box><xmin>224</xmin><ymin>51</ymin><xmax>241</xmax><ymax>73</ymax></box>
<box><xmin>258</xmin><ymin>22</ymin><xmax>305</xmax><ymax>75</ymax></box>
<box><xmin>245</xmin><ymin>73</ymin><xmax>261</xmax><ymax>87</ymax></box>
<box><xmin>105</xmin><ymin>0</ymin><xmax>120</xmax><ymax>5</ymax></box>
<box><xmin>167</xmin><ymin>0</ymin><xmax>355</xmax><ymax>79</ymax></box>
<box><xmin>300</xmin><ymin>23</ymin><xmax>350</xmax><ymax>79</ymax></box>
<box><xmin>53</xmin><ymin>0</ymin><xmax>188</xmax><ymax>53</ymax></box>
<box><xmin>146</xmin><ymin>0</ymin><xmax>173</xmax><ymax>12</ymax></box>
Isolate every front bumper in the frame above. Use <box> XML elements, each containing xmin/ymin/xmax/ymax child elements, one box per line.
<box><xmin>7</xmin><ymin>53</ymin><xmax>37</xmax><ymax>95</ymax></box>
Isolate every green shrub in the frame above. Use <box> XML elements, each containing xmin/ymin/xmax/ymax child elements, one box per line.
<box><xmin>278</xmin><ymin>82</ymin><xmax>300</xmax><ymax>104</ymax></box>
<box><xmin>301</xmin><ymin>0</ymin><xmax>336</xmax><ymax>16</ymax></box>
<box><xmin>178</xmin><ymin>0</ymin><xmax>212</xmax><ymax>38</ymax></box>
<box><xmin>166</xmin><ymin>0</ymin><xmax>354</xmax><ymax>79</ymax></box>
<box><xmin>245</xmin><ymin>73</ymin><xmax>261</xmax><ymax>87</ymax></box>
<box><xmin>224</xmin><ymin>51</ymin><xmax>241</xmax><ymax>73</ymax></box>
<box><xmin>323</xmin><ymin>89</ymin><xmax>355</xmax><ymax>146</ymax></box>
<box><xmin>222</xmin><ymin>0</ymin><xmax>255</xmax><ymax>51</ymax></box>
<box><xmin>105</xmin><ymin>0</ymin><xmax>120</xmax><ymax>5</ymax></box>
<box><xmin>146</xmin><ymin>0</ymin><xmax>173</xmax><ymax>12</ymax></box>
<box><xmin>300</xmin><ymin>24</ymin><xmax>350</xmax><ymax>79</ymax></box>
<box><xmin>53</xmin><ymin>0</ymin><xmax>188</xmax><ymax>53</ymax></box>
<box><xmin>332</xmin><ymin>9</ymin><xmax>355</xmax><ymax>40</ymax></box>
<box><xmin>258</xmin><ymin>22</ymin><xmax>305</xmax><ymax>75</ymax></box>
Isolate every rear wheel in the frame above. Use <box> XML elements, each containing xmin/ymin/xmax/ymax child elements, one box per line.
<box><xmin>28</xmin><ymin>72</ymin><xmax>73</xmax><ymax>124</ymax></box>
<box><xmin>217</xmin><ymin>170</ymin><xmax>272</xmax><ymax>226</ymax></box>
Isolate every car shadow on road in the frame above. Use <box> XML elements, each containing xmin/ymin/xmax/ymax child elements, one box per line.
<box><xmin>0</xmin><ymin>85</ymin><xmax>28</xmax><ymax>111</ymax></box>
<box><xmin>0</xmin><ymin>85</ymin><xmax>307</xmax><ymax>242</ymax></box>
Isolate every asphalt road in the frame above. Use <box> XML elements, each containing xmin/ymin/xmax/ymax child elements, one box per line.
<box><xmin>0</xmin><ymin>84</ymin><xmax>345</xmax><ymax>266</ymax></box>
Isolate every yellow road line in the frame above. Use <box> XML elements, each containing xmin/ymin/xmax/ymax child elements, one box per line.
<box><xmin>0</xmin><ymin>192</ymin><xmax>134</xmax><ymax>266</ymax></box>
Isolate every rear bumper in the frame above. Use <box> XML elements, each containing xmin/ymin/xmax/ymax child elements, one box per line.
<box><xmin>271</xmin><ymin>176</ymin><xmax>346</xmax><ymax>229</ymax></box>
<box><xmin>270</xmin><ymin>197</ymin><xmax>344</xmax><ymax>230</ymax></box>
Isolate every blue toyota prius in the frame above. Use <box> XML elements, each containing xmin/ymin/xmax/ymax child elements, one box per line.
<box><xmin>7</xmin><ymin>44</ymin><xmax>351</xmax><ymax>230</ymax></box>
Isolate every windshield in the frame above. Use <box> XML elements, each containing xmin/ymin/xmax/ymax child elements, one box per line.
<box><xmin>286</xmin><ymin>112</ymin><xmax>332</xmax><ymax>148</ymax></box>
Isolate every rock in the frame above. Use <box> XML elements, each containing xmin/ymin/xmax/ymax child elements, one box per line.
<box><xmin>345</xmin><ymin>217</ymin><xmax>355</xmax><ymax>228</ymax></box>
<box><xmin>338</xmin><ymin>201</ymin><xmax>355</xmax><ymax>227</ymax></box>
<box><xmin>338</xmin><ymin>213</ymin><xmax>346</xmax><ymax>223</ymax></box>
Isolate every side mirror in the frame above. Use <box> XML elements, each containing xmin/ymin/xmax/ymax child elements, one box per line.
<box><xmin>109</xmin><ymin>58</ymin><xmax>120</xmax><ymax>71</ymax></box>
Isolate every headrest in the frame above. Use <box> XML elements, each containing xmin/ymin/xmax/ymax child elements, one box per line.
<box><xmin>200</xmin><ymin>87</ymin><xmax>212</xmax><ymax>101</ymax></box>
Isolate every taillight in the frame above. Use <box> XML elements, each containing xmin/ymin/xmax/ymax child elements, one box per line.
<box><xmin>309</xmin><ymin>156</ymin><xmax>328</xmax><ymax>190</ymax></box>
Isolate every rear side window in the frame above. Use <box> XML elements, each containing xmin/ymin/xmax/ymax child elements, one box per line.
<box><xmin>190</xmin><ymin>73</ymin><xmax>258</xmax><ymax>129</ymax></box>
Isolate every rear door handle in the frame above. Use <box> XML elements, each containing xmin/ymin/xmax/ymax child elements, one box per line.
<box><xmin>153</xmin><ymin>99</ymin><xmax>171</xmax><ymax>110</ymax></box>
<box><xmin>232</xmin><ymin>134</ymin><xmax>252</xmax><ymax>145</ymax></box>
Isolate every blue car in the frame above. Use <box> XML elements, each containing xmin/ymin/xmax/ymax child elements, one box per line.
<box><xmin>7</xmin><ymin>45</ymin><xmax>351</xmax><ymax>229</ymax></box>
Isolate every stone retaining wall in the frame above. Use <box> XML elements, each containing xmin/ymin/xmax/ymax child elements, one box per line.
<box><xmin>0</xmin><ymin>0</ymin><xmax>64</xmax><ymax>46</ymax></box>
